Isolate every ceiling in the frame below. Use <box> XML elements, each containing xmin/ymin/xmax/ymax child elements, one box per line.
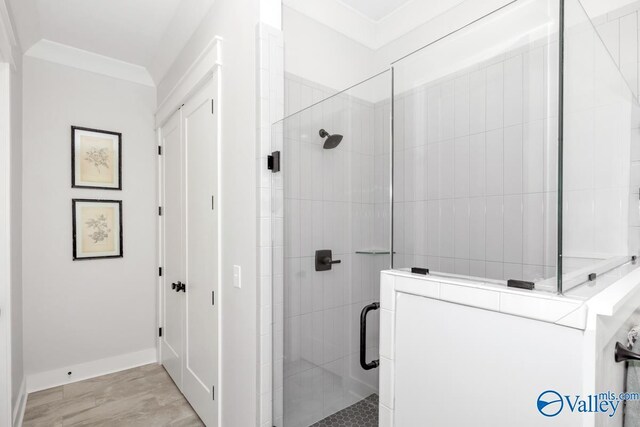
<box><xmin>7</xmin><ymin>0</ymin><xmax>215</xmax><ymax>85</ymax></box>
<box><xmin>337</xmin><ymin>0</ymin><xmax>413</xmax><ymax>22</ymax></box>
<box><xmin>283</xmin><ymin>0</ymin><xmax>466</xmax><ymax>50</ymax></box>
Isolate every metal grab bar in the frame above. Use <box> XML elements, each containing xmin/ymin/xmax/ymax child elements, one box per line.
<box><xmin>615</xmin><ymin>341</ymin><xmax>640</xmax><ymax>363</ymax></box>
<box><xmin>360</xmin><ymin>302</ymin><xmax>380</xmax><ymax>370</ymax></box>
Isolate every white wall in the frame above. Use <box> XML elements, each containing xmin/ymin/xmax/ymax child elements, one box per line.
<box><xmin>22</xmin><ymin>56</ymin><xmax>157</xmax><ymax>390</ymax></box>
<box><xmin>283</xmin><ymin>6</ymin><xmax>377</xmax><ymax>96</ymax></box>
<box><xmin>157</xmin><ymin>1</ymin><xmax>260</xmax><ymax>425</ymax></box>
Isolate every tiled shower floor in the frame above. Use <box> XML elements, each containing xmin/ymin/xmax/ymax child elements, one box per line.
<box><xmin>310</xmin><ymin>394</ymin><xmax>379</xmax><ymax>427</ymax></box>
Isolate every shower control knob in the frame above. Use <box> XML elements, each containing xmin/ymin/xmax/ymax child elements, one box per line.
<box><xmin>315</xmin><ymin>249</ymin><xmax>341</xmax><ymax>271</ymax></box>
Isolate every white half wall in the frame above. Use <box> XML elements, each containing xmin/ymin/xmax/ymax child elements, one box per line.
<box><xmin>22</xmin><ymin>56</ymin><xmax>157</xmax><ymax>391</ymax></box>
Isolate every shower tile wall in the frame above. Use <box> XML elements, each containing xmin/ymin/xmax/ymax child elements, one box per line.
<box><xmin>594</xmin><ymin>1</ymin><xmax>640</xmax><ymax>97</ymax></box>
<box><xmin>276</xmin><ymin>74</ymin><xmax>387</xmax><ymax>427</ymax></box>
<box><xmin>564</xmin><ymin>3</ymin><xmax>633</xmax><ymax>268</ymax></box>
<box><xmin>388</xmin><ymin>41</ymin><xmax>560</xmax><ymax>283</ymax></box>
<box><xmin>592</xmin><ymin>2</ymin><xmax>640</xmax><ymax>259</ymax></box>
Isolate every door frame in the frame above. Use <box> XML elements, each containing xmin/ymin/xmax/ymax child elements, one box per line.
<box><xmin>0</xmin><ymin>4</ymin><xmax>18</xmax><ymax>424</ymax></box>
<box><xmin>155</xmin><ymin>37</ymin><xmax>222</xmax><ymax>423</ymax></box>
<box><xmin>0</xmin><ymin>61</ymin><xmax>12</xmax><ymax>427</ymax></box>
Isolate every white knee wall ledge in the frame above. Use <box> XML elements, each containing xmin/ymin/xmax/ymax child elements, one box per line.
<box><xmin>26</xmin><ymin>347</ymin><xmax>157</xmax><ymax>393</ymax></box>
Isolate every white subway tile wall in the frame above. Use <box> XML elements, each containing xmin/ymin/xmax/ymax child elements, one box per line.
<box><xmin>257</xmin><ymin>23</ymin><xmax>284</xmax><ymax>427</ymax></box>
<box><xmin>391</xmin><ymin>37</ymin><xmax>561</xmax><ymax>283</ymax></box>
<box><xmin>564</xmin><ymin>0</ymin><xmax>634</xmax><ymax>266</ymax></box>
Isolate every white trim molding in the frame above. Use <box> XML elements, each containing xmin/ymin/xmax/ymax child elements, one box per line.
<box><xmin>0</xmin><ymin>61</ymin><xmax>12</xmax><ymax>427</ymax></box>
<box><xmin>155</xmin><ymin>36</ymin><xmax>222</xmax><ymax>128</ymax></box>
<box><xmin>26</xmin><ymin>347</ymin><xmax>158</xmax><ymax>393</ymax></box>
<box><xmin>25</xmin><ymin>39</ymin><xmax>155</xmax><ymax>87</ymax></box>
<box><xmin>12</xmin><ymin>377</ymin><xmax>25</xmax><ymax>427</ymax></box>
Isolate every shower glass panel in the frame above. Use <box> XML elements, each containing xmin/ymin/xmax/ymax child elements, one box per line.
<box><xmin>391</xmin><ymin>0</ymin><xmax>561</xmax><ymax>290</ymax></box>
<box><xmin>271</xmin><ymin>71</ymin><xmax>391</xmax><ymax>427</ymax></box>
<box><xmin>561</xmin><ymin>0</ymin><xmax>637</xmax><ymax>295</ymax></box>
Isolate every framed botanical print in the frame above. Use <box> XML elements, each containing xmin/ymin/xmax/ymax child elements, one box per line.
<box><xmin>72</xmin><ymin>126</ymin><xmax>122</xmax><ymax>190</ymax></box>
<box><xmin>72</xmin><ymin>199</ymin><xmax>123</xmax><ymax>260</ymax></box>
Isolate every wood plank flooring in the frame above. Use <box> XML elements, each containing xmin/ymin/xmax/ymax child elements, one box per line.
<box><xmin>23</xmin><ymin>364</ymin><xmax>204</xmax><ymax>426</ymax></box>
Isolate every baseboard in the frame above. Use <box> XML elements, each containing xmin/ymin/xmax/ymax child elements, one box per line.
<box><xmin>12</xmin><ymin>377</ymin><xmax>26</xmax><ymax>427</ymax></box>
<box><xmin>26</xmin><ymin>347</ymin><xmax>158</xmax><ymax>393</ymax></box>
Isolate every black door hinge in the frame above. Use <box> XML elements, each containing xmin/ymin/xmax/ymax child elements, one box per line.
<box><xmin>158</xmin><ymin>146</ymin><xmax>162</xmax><ymax>155</ymax></box>
<box><xmin>212</xmin><ymin>386</ymin><xmax>215</xmax><ymax>400</ymax></box>
<box><xmin>212</xmin><ymin>291</ymin><xmax>215</xmax><ymax>306</ymax></box>
<box><xmin>159</xmin><ymin>327</ymin><xmax>163</xmax><ymax>337</ymax></box>
<box><xmin>158</xmin><ymin>206</ymin><xmax>163</xmax><ymax>216</ymax></box>
<box><xmin>159</xmin><ymin>267</ymin><xmax>163</xmax><ymax>277</ymax></box>
<box><xmin>267</xmin><ymin>151</ymin><xmax>280</xmax><ymax>173</ymax></box>
<box><xmin>211</xmin><ymin>99</ymin><xmax>215</xmax><ymax>115</ymax></box>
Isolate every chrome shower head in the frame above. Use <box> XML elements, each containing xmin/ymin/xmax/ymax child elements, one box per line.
<box><xmin>319</xmin><ymin>129</ymin><xmax>343</xmax><ymax>149</ymax></box>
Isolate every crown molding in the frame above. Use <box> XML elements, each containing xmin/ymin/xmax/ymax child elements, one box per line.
<box><xmin>25</xmin><ymin>39</ymin><xmax>155</xmax><ymax>87</ymax></box>
<box><xmin>0</xmin><ymin>0</ymin><xmax>18</xmax><ymax>67</ymax></box>
<box><xmin>155</xmin><ymin>36</ymin><xmax>221</xmax><ymax>128</ymax></box>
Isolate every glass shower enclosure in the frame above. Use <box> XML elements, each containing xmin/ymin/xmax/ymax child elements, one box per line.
<box><xmin>272</xmin><ymin>0</ymin><xmax>639</xmax><ymax>425</ymax></box>
<box><xmin>271</xmin><ymin>71</ymin><xmax>391</xmax><ymax>427</ymax></box>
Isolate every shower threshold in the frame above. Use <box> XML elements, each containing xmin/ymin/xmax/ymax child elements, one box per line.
<box><xmin>310</xmin><ymin>394</ymin><xmax>379</xmax><ymax>427</ymax></box>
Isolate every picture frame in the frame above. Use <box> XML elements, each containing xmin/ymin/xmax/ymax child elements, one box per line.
<box><xmin>72</xmin><ymin>199</ymin><xmax>123</xmax><ymax>260</ymax></box>
<box><xmin>71</xmin><ymin>126</ymin><xmax>122</xmax><ymax>190</ymax></box>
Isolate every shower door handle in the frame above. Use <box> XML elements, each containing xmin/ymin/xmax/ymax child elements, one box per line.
<box><xmin>360</xmin><ymin>302</ymin><xmax>380</xmax><ymax>370</ymax></box>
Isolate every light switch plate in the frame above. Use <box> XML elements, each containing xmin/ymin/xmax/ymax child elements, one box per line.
<box><xmin>233</xmin><ymin>265</ymin><xmax>241</xmax><ymax>288</ymax></box>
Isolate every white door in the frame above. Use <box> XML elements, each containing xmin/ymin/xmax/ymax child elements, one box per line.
<box><xmin>160</xmin><ymin>110</ymin><xmax>184</xmax><ymax>388</ymax></box>
<box><xmin>182</xmin><ymin>78</ymin><xmax>218</xmax><ymax>427</ymax></box>
<box><xmin>160</xmin><ymin>76</ymin><xmax>219</xmax><ymax>426</ymax></box>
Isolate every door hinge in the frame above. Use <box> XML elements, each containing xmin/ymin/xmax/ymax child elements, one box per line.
<box><xmin>212</xmin><ymin>386</ymin><xmax>215</xmax><ymax>400</ymax></box>
<box><xmin>211</xmin><ymin>195</ymin><xmax>215</xmax><ymax>210</ymax></box>
<box><xmin>267</xmin><ymin>151</ymin><xmax>280</xmax><ymax>173</ymax></box>
<box><xmin>158</xmin><ymin>327</ymin><xmax>163</xmax><ymax>337</ymax></box>
<box><xmin>211</xmin><ymin>99</ymin><xmax>214</xmax><ymax>115</ymax></box>
<box><xmin>158</xmin><ymin>146</ymin><xmax>162</xmax><ymax>155</ymax></box>
<box><xmin>212</xmin><ymin>291</ymin><xmax>215</xmax><ymax>306</ymax></box>
<box><xmin>158</xmin><ymin>206</ymin><xmax>163</xmax><ymax>216</ymax></box>
<box><xmin>159</xmin><ymin>267</ymin><xmax>163</xmax><ymax>277</ymax></box>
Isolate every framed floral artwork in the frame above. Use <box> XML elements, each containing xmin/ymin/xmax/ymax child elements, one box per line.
<box><xmin>72</xmin><ymin>199</ymin><xmax>123</xmax><ymax>260</ymax></box>
<box><xmin>72</xmin><ymin>126</ymin><xmax>122</xmax><ymax>190</ymax></box>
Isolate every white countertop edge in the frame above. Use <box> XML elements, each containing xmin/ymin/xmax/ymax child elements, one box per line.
<box><xmin>584</xmin><ymin>267</ymin><xmax>640</xmax><ymax>317</ymax></box>
<box><xmin>385</xmin><ymin>269</ymin><xmax>580</xmax><ymax>302</ymax></box>
<box><xmin>383</xmin><ymin>269</ymin><xmax>588</xmax><ymax>329</ymax></box>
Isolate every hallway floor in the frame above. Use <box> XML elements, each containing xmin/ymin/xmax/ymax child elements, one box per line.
<box><xmin>23</xmin><ymin>364</ymin><xmax>203</xmax><ymax>426</ymax></box>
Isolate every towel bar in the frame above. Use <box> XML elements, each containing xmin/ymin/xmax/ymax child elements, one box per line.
<box><xmin>615</xmin><ymin>341</ymin><xmax>640</xmax><ymax>363</ymax></box>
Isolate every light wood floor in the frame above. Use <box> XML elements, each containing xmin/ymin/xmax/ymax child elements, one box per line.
<box><xmin>23</xmin><ymin>364</ymin><xmax>204</xmax><ymax>427</ymax></box>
